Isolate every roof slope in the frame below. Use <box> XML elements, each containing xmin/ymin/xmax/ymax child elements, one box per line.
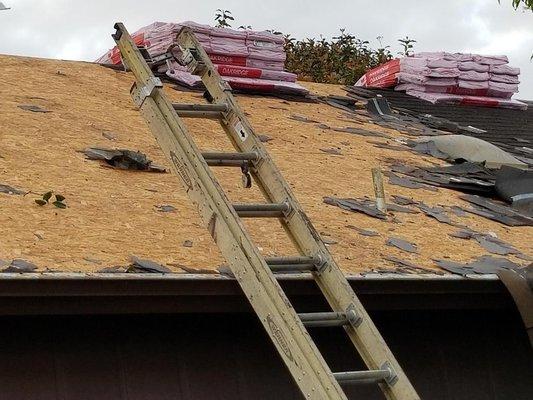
<box><xmin>363</xmin><ymin>87</ymin><xmax>533</xmax><ymax>159</ymax></box>
<box><xmin>0</xmin><ymin>55</ymin><xmax>531</xmax><ymax>274</ymax></box>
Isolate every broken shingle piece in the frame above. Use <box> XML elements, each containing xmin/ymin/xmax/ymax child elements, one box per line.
<box><xmin>0</xmin><ymin>184</ymin><xmax>25</xmax><ymax>195</ymax></box>
<box><xmin>384</xmin><ymin>256</ymin><xmax>441</xmax><ymax>274</ymax></box>
<box><xmin>417</xmin><ymin>203</ymin><xmax>454</xmax><ymax>225</ymax></box>
<box><xmin>448</xmin><ymin>229</ymin><xmax>477</xmax><ymax>240</ymax></box>
<box><xmin>128</xmin><ymin>256</ymin><xmax>171</xmax><ymax>273</ymax></box>
<box><xmin>448</xmin><ymin>205</ymin><xmax>467</xmax><ymax>217</ymax></box>
<box><xmin>345</xmin><ymin>225</ymin><xmax>380</xmax><ymax>237</ymax></box>
<box><xmin>258</xmin><ymin>134</ymin><xmax>273</xmax><ymax>143</ymax></box>
<box><xmin>387</xmin><ymin>203</ymin><xmax>419</xmax><ymax>214</ymax></box>
<box><xmin>323</xmin><ymin>197</ymin><xmax>387</xmax><ymax>220</ymax></box>
<box><xmin>385</xmin><ymin>171</ymin><xmax>438</xmax><ymax>191</ymax></box>
<box><xmin>289</xmin><ymin>114</ymin><xmax>320</xmax><ymax>124</ymax></box>
<box><xmin>155</xmin><ymin>204</ymin><xmax>176</xmax><ymax>213</ymax></box>
<box><xmin>473</xmin><ymin>235</ymin><xmax>520</xmax><ymax>256</ymax></box>
<box><xmin>320</xmin><ymin>148</ymin><xmax>343</xmax><ymax>156</ymax></box>
<box><xmin>460</xmin><ymin>194</ymin><xmax>533</xmax><ymax>227</ymax></box>
<box><xmin>433</xmin><ymin>259</ymin><xmax>473</xmax><ymax>276</ymax></box>
<box><xmin>391</xmin><ymin>195</ymin><xmax>418</xmax><ymax>206</ymax></box>
<box><xmin>386</xmin><ymin>237</ymin><xmax>418</xmax><ymax>254</ymax></box>
<box><xmin>434</xmin><ymin>254</ymin><xmax>524</xmax><ymax>276</ymax></box>
<box><xmin>1</xmin><ymin>259</ymin><xmax>38</xmax><ymax>273</ymax></box>
<box><xmin>18</xmin><ymin>104</ymin><xmax>51</xmax><ymax>113</ymax></box>
<box><xmin>83</xmin><ymin>147</ymin><xmax>166</xmax><ymax>172</ymax></box>
<box><xmin>469</xmin><ymin>255</ymin><xmax>521</xmax><ymax>274</ymax></box>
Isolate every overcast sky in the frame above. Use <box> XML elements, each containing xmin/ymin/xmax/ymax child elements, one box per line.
<box><xmin>1</xmin><ymin>0</ymin><xmax>532</xmax><ymax>97</ymax></box>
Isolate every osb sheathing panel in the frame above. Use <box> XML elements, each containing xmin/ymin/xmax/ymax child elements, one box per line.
<box><xmin>0</xmin><ymin>55</ymin><xmax>531</xmax><ymax>273</ymax></box>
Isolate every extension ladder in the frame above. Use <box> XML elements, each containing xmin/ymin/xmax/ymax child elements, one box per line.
<box><xmin>112</xmin><ymin>23</ymin><xmax>420</xmax><ymax>400</ymax></box>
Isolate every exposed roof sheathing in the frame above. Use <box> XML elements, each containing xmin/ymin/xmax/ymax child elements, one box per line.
<box><xmin>0</xmin><ymin>55</ymin><xmax>531</xmax><ymax>274</ymax></box>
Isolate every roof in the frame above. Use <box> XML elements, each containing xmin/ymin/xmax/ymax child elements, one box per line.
<box><xmin>353</xmin><ymin>87</ymin><xmax>533</xmax><ymax>160</ymax></box>
<box><xmin>0</xmin><ymin>54</ymin><xmax>531</xmax><ymax>276</ymax></box>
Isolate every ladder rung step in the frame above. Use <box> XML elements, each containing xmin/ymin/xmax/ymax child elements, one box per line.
<box><xmin>233</xmin><ymin>203</ymin><xmax>290</xmax><ymax>218</ymax></box>
<box><xmin>333</xmin><ymin>369</ymin><xmax>392</xmax><ymax>384</ymax></box>
<box><xmin>202</xmin><ymin>152</ymin><xmax>258</xmax><ymax>161</ymax></box>
<box><xmin>265</xmin><ymin>256</ymin><xmax>317</xmax><ymax>272</ymax></box>
<box><xmin>175</xmin><ymin>110</ymin><xmax>222</xmax><ymax>119</ymax></box>
<box><xmin>173</xmin><ymin>103</ymin><xmax>227</xmax><ymax>119</ymax></box>
<box><xmin>202</xmin><ymin>152</ymin><xmax>258</xmax><ymax>167</ymax></box>
<box><xmin>298</xmin><ymin>312</ymin><xmax>348</xmax><ymax>327</ymax></box>
<box><xmin>173</xmin><ymin>103</ymin><xmax>228</xmax><ymax>112</ymax></box>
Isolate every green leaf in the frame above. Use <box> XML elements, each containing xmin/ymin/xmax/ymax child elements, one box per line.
<box><xmin>52</xmin><ymin>201</ymin><xmax>67</xmax><ymax>209</ymax></box>
<box><xmin>35</xmin><ymin>199</ymin><xmax>47</xmax><ymax>206</ymax></box>
<box><xmin>42</xmin><ymin>191</ymin><xmax>53</xmax><ymax>202</ymax></box>
<box><xmin>55</xmin><ymin>194</ymin><xmax>65</xmax><ymax>202</ymax></box>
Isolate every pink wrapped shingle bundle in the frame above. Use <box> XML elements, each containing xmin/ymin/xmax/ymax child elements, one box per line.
<box><xmin>96</xmin><ymin>21</ymin><xmax>307</xmax><ymax>95</ymax></box>
<box><xmin>355</xmin><ymin>52</ymin><xmax>526</xmax><ymax>110</ymax></box>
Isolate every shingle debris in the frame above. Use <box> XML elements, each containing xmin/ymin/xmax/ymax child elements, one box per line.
<box><xmin>459</xmin><ymin>194</ymin><xmax>533</xmax><ymax>226</ymax></box>
<box><xmin>127</xmin><ymin>256</ymin><xmax>171</xmax><ymax>273</ymax></box>
<box><xmin>447</xmin><ymin>228</ymin><xmax>524</xmax><ymax>256</ymax></box>
<box><xmin>324</xmin><ymin>196</ymin><xmax>419</xmax><ymax>219</ymax></box>
<box><xmin>289</xmin><ymin>114</ymin><xmax>320</xmax><ymax>123</ymax></box>
<box><xmin>18</xmin><ymin>104</ymin><xmax>51</xmax><ymax>113</ymax></box>
<box><xmin>345</xmin><ymin>225</ymin><xmax>380</xmax><ymax>237</ymax></box>
<box><xmin>324</xmin><ymin>197</ymin><xmax>386</xmax><ymax>219</ymax></box>
<box><xmin>155</xmin><ymin>204</ymin><xmax>176</xmax><ymax>213</ymax></box>
<box><xmin>384</xmin><ymin>255</ymin><xmax>443</xmax><ymax>274</ymax></box>
<box><xmin>83</xmin><ymin>147</ymin><xmax>166</xmax><ymax>172</ymax></box>
<box><xmin>386</xmin><ymin>237</ymin><xmax>418</xmax><ymax>253</ymax></box>
<box><xmin>258</xmin><ymin>134</ymin><xmax>273</xmax><ymax>142</ymax></box>
<box><xmin>320</xmin><ymin>148</ymin><xmax>343</xmax><ymax>156</ymax></box>
<box><xmin>1</xmin><ymin>259</ymin><xmax>38</xmax><ymax>273</ymax></box>
<box><xmin>434</xmin><ymin>255</ymin><xmax>524</xmax><ymax>275</ymax></box>
<box><xmin>0</xmin><ymin>183</ymin><xmax>25</xmax><ymax>195</ymax></box>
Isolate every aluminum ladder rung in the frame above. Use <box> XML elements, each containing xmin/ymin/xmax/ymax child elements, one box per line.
<box><xmin>202</xmin><ymin>152</ymin><xmax>258</xmax><ymax>167</ymax></box>
<box><xmin>233</xmin><ymin>202</ymin><xmax>290</xmax><ymax>218</ymax></box>
<box><xmin>265</xmin><ymin>256</ymin><xmax>317</xmax><ymax>272</ymax></box>
<box><xmin>334</xmin><ymin>367</ymin><xmax>397</xmax><ymax>385</ymax></box>
<box><xmin>298</xmin><ymin>312</ymin><xmax>348</xmax><ymax>327</ymax></box>
<box><xmin>173</xmin><ymin>103</ymin><xmax>228</xmax><ymax>119</ymax></box>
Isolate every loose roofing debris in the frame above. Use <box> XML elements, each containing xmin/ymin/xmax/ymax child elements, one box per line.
<box><xmin>346</xmin><ymin>86</ymin><xmax>533</xmax><ymax>164</ymax></box>
<box><xmin>0</xmin><ymin>259</ymin><xmax>38</xmax><ymax>273</ymax></box>
<box><xmin>0</xmin><ymin>55</ymin><xmax>531</xmax><ymax>276</ymax></box>
<box><xmin>410</xmin><ymin>135</ymin><xmax>527</xmax><ymax>169</ymax></box>
<box><xmin>82</xmin><ymin>147</ymin><xmax>166</xmax><ymax>172</ymax></box>
<box><xmin>0</xmin><ymin>183</ymin><xmax>25</xmax><ymax>195</ymax></box>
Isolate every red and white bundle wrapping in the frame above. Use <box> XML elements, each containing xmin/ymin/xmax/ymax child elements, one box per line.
<box><xmin>355</xmin><ymin>52</ymin><xmax>526</xmax><ymax>110</ymax></box>
<box><xmin>96</xmin><ymin>21</ymin><xmax>308</xmax><ymax>96</ymax></box>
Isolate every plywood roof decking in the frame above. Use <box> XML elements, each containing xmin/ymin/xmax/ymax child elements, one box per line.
<box><xmin>0</xmin><ymin>54</ymin><xmax>531</xmax><ymax>274</ymax></box>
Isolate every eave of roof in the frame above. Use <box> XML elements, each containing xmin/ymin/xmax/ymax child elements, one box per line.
<box><xmin>0</xmin><ymin>272</ymin><xmax>511</xmax><ymax>316</ymax></box>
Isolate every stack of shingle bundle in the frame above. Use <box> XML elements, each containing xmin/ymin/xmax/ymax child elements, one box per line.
<box><xmin>355</xmin><ymin>52</ymin><xmax>526</xmax><ymax>110</ymax></box>
<box><xmin>96</xmin><ymin>21</ymin><xmax>308</xmax><ymax>96</ymax></box>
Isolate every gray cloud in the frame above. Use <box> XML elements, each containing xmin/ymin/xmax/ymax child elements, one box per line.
<box><xmin>0</xmin><ymin>0</ymin><xmax>532</xmax><ymax>97</ymax></box>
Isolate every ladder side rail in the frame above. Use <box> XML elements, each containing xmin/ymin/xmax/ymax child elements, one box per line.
<box><xmin>177</xmin><ymin>27</ymin><xmax>420</xmax><ymax>400</ymax></box>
